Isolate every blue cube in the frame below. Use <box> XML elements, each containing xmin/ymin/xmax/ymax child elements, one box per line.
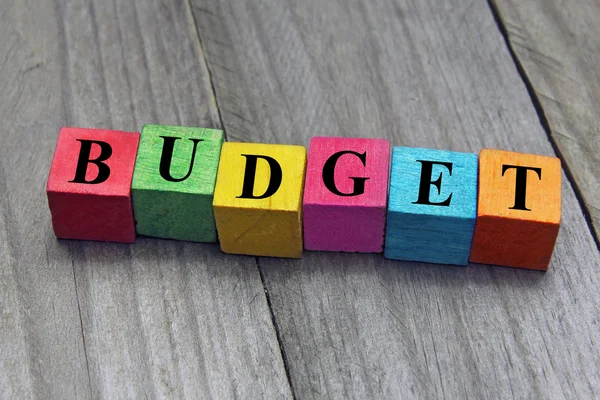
<box><xmin>384</xmin><ymin>147</ymin><xmax>478</xmax><ymax>266</ymax></box>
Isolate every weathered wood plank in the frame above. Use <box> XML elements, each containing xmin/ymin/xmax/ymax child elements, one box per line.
<box><xmin>0</xmin><ymin>2</ymin><xmax>92</xmax><ymax>398</ymax></box>
<box><xmin>0</xmin><ymin>0</ymin><xmax>291</xmax><ymax>398</ymax></box>
<box><xmin>491</xmin><ymin>0</ymin><xmax>600</xmax><ymax>242</ymax></box>
<box><xmin>191</xmin><ymin>0</ymin><xmax>600</xmax><ymax>398</ymax></box>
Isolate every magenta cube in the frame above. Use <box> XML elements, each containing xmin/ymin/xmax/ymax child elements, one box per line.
<box><xmin>303</xmin><ymin>137</ymin><xmax>390</xmax><ymax>253</ymax></box>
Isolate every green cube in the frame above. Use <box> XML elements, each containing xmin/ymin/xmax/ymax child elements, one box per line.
<box><xmin>132</xmin><ymin>124</ymin><xmax>224</xmax><ymax>242</ymax></box>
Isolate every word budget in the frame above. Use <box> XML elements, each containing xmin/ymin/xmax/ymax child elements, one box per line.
<box><xmin>46</xmin><ymin>125</ymin><xmax>561</xmax><ymax>270</ymax></box>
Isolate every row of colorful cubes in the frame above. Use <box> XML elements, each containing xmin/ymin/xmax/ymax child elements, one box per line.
<box><xmin>47</xmin><ymin>125</ymin><xmax>562</xmax><ymax>270</ymax></box>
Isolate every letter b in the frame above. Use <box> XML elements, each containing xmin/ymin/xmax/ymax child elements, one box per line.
<box><xmin>69</xmin><ymin>139</ymin><xmax>113</xmax><ymax>184</ymax></box>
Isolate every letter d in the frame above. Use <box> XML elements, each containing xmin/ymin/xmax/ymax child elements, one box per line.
<box><xmin>237</xmin><ymin>154</ymin><xmax>283</xmax><ymax>199</ymax></box>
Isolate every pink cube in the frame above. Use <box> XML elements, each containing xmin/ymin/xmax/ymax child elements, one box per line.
<box><xmin>303</xmin><ymin>137</ymin><xmax>390</xmax><ymax>253</ymax></box>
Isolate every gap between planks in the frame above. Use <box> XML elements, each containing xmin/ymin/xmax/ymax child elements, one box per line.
<box><xmin>186</xmin><ymin>1</ymin><xmax>600</xmax><ymax>392</ymax></box>
<box><xmin>188</xmin><ymin>0</ymin><xmax>600</xmax><ymax>393</ymax></box>
<box><xmin>487</xmin><ymin>0</ymin><xmax>600</xmax><ymax>252</ymax></box>
<box><xmin>185</xmin><ymin>0</ymin><xmax>298</xmax><ymax>397</ymax></box>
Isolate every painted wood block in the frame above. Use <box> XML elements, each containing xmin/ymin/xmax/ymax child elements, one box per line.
<box><xmin>303</xmin><ymin>137</ymin><xmax>390</xmax><ymax>252</ymax></box>
<box><xmin>469</xmin><ymin>149</ymin><xmax>561</xmax><ymax>270</ymax></box>
<box><xmin>46</xmin><ymin>127</ymin><xmax>140</xmax><ymax>243</ymax></box>
<box><xmin>131</xmin><ymin>124</ymin><xmax>224</xmax><ymax>242</ymax></box>
<box><xmin>384</xmin><ymin>147</ymin><xmax>478</xmax><ymax>266</ymax></box>
<box><xmin>213</xmin><ymin>142</ymin><xmax>306</xmax><ymax>258</ymax></box>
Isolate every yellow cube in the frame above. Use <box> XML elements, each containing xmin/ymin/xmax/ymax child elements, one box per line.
<box><xmin>213</xmin><ymin>142</ymin><xmax>307</xmax><ymax>258</ymax></box>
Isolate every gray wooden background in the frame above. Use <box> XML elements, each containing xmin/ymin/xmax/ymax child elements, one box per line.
<box><xmin>1</xmin><ymin>0</ymin><xmax>599</xmax><ymax>398</ymax></box>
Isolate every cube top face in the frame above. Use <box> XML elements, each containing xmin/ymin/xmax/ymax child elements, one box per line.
<box><xmin>47</xmin><ymin>127</ymin><xmax>140</xmax><ymax>197</ymax></box>
<box><xmin>213</xmin><ymin>142</ymin><xmax>307</xmax><ymax>212</ymax></box>
<box><xmin>388</xmin><ymin>147</ymin><xmax>478</xmax><ymax>220</ymax></box>
<box><xmin>303</xmin><ymin>137</ymin><xmax>390</xmax><ymax>208</ymax></box>
<box><xmin>477</xmin><ymin>149</ymin><xmax>561</xmax><ymax>224</ymax></box>
<box><xmin>131</xmin><ymin>124</ymin><xmax>224</xmax><ymax>195</ymax></box>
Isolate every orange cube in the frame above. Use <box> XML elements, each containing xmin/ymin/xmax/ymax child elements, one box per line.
<box><xmin>469</xmin><ymin>149</ymin><xmax>561</xmax><ymax>270</ymax></box>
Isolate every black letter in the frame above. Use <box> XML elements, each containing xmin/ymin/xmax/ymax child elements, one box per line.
<box><xmin>159</xmin><ymin>136</ymin><xmax>204</xmax><ymax>182</ymax></box>
<box><xmin>69</xmin><ymin>139</ymin><xmax>112</xmax><ymax>184</ymax></box>
<box><xmin>412</xmin><ymin>160</ymin><xmax>453</xmax><ymax>207</ymax></box>
<box><xmin>237</xmin><ymin>154</ymin><xmax>283</xmax><ymax>199</ymax></box>
<box><xmin>502</xmin><ymin>164</ymin><xmax>542</xmax><ymax>211</ymax></box>
<box><xmin>322</xmin><ymin>150</ymin><xmax>369</xmax><ymax>196</ymax></box>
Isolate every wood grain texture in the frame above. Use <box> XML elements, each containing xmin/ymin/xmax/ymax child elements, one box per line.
<box><xmin>491</xmin><ymin>0</ymin><xmax>600</xmax><ymax>241</ymax></box>
<box><xmin>303</xmin><ymin>137</ymin><xmax>390</xmax><ymax>253</ymax></box>
<box><xmin>0</xmin><ymin>0</ymin><xmax>291</xmax><ymax>398</ymax></box>
<box><xmin>384</xmin><ymin>147</ymin><xmax>478</xmax><ymax>266</ymax></box>
<box><xmin>132</xmin><ymin>124</ymin><xmax>224</xmax><ymax>242</ymax></box>
<box><xmin>191</xmin><ymin>0</ymin><xmax>600</xmax><ymax>397</ymax></box>
<box><xmin>213</xmin><ymin>142</ymin><xmax>306</xmax><ymax>258</ymax></box>
<box><xmin>470</xmin><ymin>149</ymin><xmax>561</xmax><ymax>270</ymax></box>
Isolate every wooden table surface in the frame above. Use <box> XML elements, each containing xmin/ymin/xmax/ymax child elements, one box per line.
<box><xmin>1</xmin><ymin>0</ymin><xmax>599</xmax><ymax>398</ymax></box>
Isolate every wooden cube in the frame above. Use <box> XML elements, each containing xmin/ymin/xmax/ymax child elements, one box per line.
<box><xmin>384</xmin><ymin>147</ymin><xmax>478</xmax><ymax>265</ymax></box>
<box><xmin>46</xmin><ymin>127</ymin><xmax>140</xmax><ymax>243</ymax></box>
<box><xmin>213</xmin><ymin>142</ymin><xmax>306</xmax><ymax>258</ymax></box>
<box><xmin>303</xmin><ymin>137</ymin><xmax>390</xmax><ymax>252</ymax></box>
<box><xmin>131</xmin><ymin>125</ymin><xmax>224</xmax><ymax>242</ymax></box>
<box><xmin>469</xmin><ymin>149</ymin><xmax>561</xmax><ymax>270</ymax></box>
